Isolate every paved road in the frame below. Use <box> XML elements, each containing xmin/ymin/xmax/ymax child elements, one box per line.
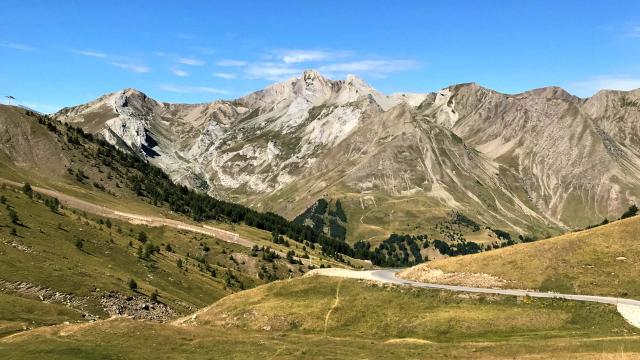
<box><xmin>309</xmin><ymin>268</ymin><xmax>640</xmax><ymax>328</ymax></box>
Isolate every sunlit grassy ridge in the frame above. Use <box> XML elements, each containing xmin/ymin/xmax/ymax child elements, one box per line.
<box><xmin>190</xmin><ymin>277</ymin><xmax>634</xmax><ymax>341</ymax></box>
<box><xmin>1</xmin><ymin>277</ymin><xmax>638</xmax><ymax>359</ymax></box>
<box><xmin>409</xmin><ymin>215</ymin><xmax>640</xmax><ymax>298</ymax></box>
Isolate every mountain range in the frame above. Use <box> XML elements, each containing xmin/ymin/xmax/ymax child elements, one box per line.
<box><xmin>52</xmin><ymin>70</ymin><xmax>640</xmax><ymax>242</ymax></box>
<box><xmin>3</xmin><ymin>71</ymin><xmax>640</xmax><ymax>360</ymax></box>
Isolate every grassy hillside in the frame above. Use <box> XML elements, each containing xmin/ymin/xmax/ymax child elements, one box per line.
<box><xmin>403</xmin><ymin>215</ymin><xmax>640</xmax><ymax>298</ymax></box>
<box><xmin>0</xmin><ymin>183</ymin><xmax>315</xmax><ymax>336</ymax></box>
<box><xmin>1</xmin><ymin>277</ymin><xmax>638</xmax><ymax>359</ymax></box>
<box><xmin>0</xmin><ymin>105</ymin><xmax>179</xmax><ymax>217</ymax></box>
<box><xmin>189</xmin><ymin>276</ymin><xmax>633</xmax><ymax>341</ymax></box>
<box><xmin>0</xmin><ymin>293</ymin><xmax>84</xmax><ymax>338</ymax></box>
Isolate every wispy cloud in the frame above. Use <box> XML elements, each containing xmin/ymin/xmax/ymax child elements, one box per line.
<box><xmin>177</xmin><ymin>57</ymin><xmax>205</xmax><ymax>66</ymax></box>
<box><xmin>72</xmin><ymin>49</ymin><xmax>107</xmax><ymax>58</ymax></box>
<box><xmin>110</xmin><ymin>62</ymin><xmax>150</xmax><ymax>73</ymax></box>
<box><xmin>213</xmin><ymin>72</ymin><xmax>237</xmax><ymax>79</ymax></box>
<box><xmin>219</xmin><ymin>48</ymin><xmax>420</xmax><ymax>81</ymax></box>
<box><xmin>567</xmin><ymin>75</ymin><xmax>640</xmax><ymax>97</ymax></box>
<box><xmin>318</xmin><ymin>59</ymin><xmax>420</xmax><ymax>76</ymax></box>
<box><xmin>277</xmin><ymin>49</ymin><xmax>350</xmax><ymax>64</ymax></box>
<box><xmin>172</xmin><ymin>69</ymin><xmax>189</xmax><ymax>77</ymax></box>
<box><xmin>197</xmin><ymin>86</ymin><xmax>228</xmax><ymax>94</ymax></box>
<box><xmin>0</xmin><ymin>42</ymin><xmax>36</xmax><ymax>51</ymax></box>
<box><xmin>245</xmin><ymin>63</ymin><xmax>301</xmax><ymax>81</ymax></box>
<box><xmin>193</xmin><ymin>46</ymin><xmax>215</xmax><ymax>54</ymax></box>
<box><xmin>70</xmin><ymin>49</ymin><xmax>150</xmax><ymax>74</ymax></box>
<box><xmin>159</xmin><ymin>85</ymin><xmax>228</xmax><ymax>94</ymax></box>
<box><xmin>215</xmin><ymin>59</ymin><xmax>247</xmax><ymax>67</ymax></box>
<box><xmin>623</xmin><ymin>25</ymin><xmax>640</xmax><ymax>38</ymax></box>
<box><xmin>18</xmin><ymin>101</ymin><xmax>61</xmax><ymax>114</ymax></box>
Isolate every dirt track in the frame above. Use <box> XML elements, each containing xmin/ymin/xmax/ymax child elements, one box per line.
<box><xmin>0</xmin><ymin>178</ymin><xmax>255</xmax><ymax>248</ymax></box>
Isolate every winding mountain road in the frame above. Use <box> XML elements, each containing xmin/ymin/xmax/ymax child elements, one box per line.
<box><xmin>5</xmin><ymin>178</ymin><xmax>640</xmax><ymax>327</ymax></box>
<box><xmin>308</xmin><ymin>268</ymin><xmax>640</xmax><ymax>328</ymax></box>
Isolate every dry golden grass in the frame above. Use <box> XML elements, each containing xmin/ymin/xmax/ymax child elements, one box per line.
<box><xmin>185</xmin><ymin>277</ymin><xmax>635</xmax><ymax>341</ymax></box>
<box><xmin>409</xmin><ymin>216</ymin><xmax>640</xmax><ymax>297</ymax></box>
<box><xmin>2</xmin><ymin>277</ymin><xmax>639</xmax><ymax>359</ymax></box>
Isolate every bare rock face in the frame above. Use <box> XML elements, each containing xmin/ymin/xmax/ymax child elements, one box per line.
<box><xmin>52</xmin><ymin>71</ymin><xmax>640</xmax><ymax>236</ymax></box>
<box><xmin>425</xmin><ymin>84</ymin><xmax>640</xmax><ymax>227</ymax></box>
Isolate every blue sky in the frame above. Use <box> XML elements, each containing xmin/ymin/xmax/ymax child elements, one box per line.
<box><xmin>2</xmin><ymin>1</ymin><xmax>640</xmax><ymax>113</ymax></box>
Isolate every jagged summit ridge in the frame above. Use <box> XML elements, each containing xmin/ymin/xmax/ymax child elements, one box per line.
<box><xmin>237</xmin><ymin>70</ymin><xmax>399</xmax><ymax>120</ymax></box>
<box><xmin>52</xmin><ymin>72</ymin><xmax>640</xmax><ymax>236</ymax></box>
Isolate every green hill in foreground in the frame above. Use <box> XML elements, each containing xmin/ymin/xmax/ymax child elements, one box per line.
<box><xmin>0</xmin><ymin>182</ymin><xmax>316</xmax><ymax>337</ymax></box>
<box><xmin>1</xmin><ymin>276</ymin><xmax>639</xmax><ymax>359</ymax></box>
<box><xmin>401</xmin><ymin>215</ymin><xmax>640</xmax><ymax>298</ymax></box>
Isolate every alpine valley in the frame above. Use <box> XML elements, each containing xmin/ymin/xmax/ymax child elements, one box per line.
<box><xmin>53</xmin><ymin>70</ymin><xmax>640</xmax><ymax>248</ymax></box>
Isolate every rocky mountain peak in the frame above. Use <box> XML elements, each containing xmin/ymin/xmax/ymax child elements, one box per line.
<box><xmin>302</xmin><ymin>69</ymin><xmax>325</xmax><ymax>82</ymax></box>
<box><xmin>118</xmin><ymin>88</ymin><xmax>146</xmax><ymax>96</ymax></box>
<box><xmin>109</xmin><ymin>88</ymin><xmax>160</xmax><ymax>117</ymax></box>
<box><xmin>297</xmin><ymin>69</ymin><xmax>333</xmax><ymax>97</ymax></box>
<box><xmin>297</xmin><ymin>70</ymin><xmax>377</xmax><ymax>100</ymax></box>
<box><xmin>237</xmin><ymin>70</ymin><xmax>392</xmax><ymax>115</ymax></box>
<box><xmin>344</xmin><ymin>73</ymin><xmax>370</xmax><ymax>89</ymax></box>
<box><xmin>114</xmin><ymin>87</ymin><xmax>146</xmax><ymax>104</ymax></box>
<box><xmin>521</xmin><ymin>86</ymin><xmax>577</xmax><ymax>102</ymax></box>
